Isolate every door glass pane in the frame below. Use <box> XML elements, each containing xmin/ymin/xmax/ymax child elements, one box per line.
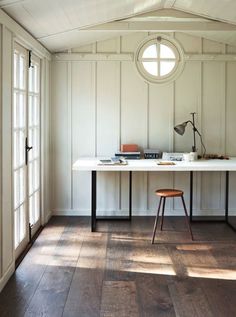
<box><xmin>19</xmin><ymin>94</ymin><xmax>25</xmax><ymax>128</ymax></box>
<box><xmin>35</xmin><ymin>65</ymin><xmax>39</xmax><ymax>92</ymax></box>
<box><xmin>14</xmin><ymin>92</ymin><xmax>18</xmax><ymax>128</ymax></box>
<box><xmin>19</xmin><ymin>131</ymin><xmax>25</xmax><ymax>166</ymax></box>
<box><xmin>28</xmin><ymin>161</ymin><xmax>33</xmax><ymax>195</ymax></box>
<box><xmin>29</xmin><ymin>65</ymin><xmax>33</xmax><ymax>92</ymax></box>
<box><xmin>35</xmin><ymin>191</ymin><xmax>40</xmax><ymax>221</ymax></box>
<box><xmin>34</xmin><ymin>96</ymin><xmax>39</xmax><ymax>125</ymax></box>
<box><xmin>19</xmin><ymin>204</ymin><xmax>26</xmax><ymax>241</ymax></box>
<box><xmin>29</xmin><ymin>191</ymin><xmax>40</xmax><ymax>226</ymax></box>
<box><xmin>34</xmin><ymin>160</ymin><xmax>39</xmax><ymax>190</ymax></box>
<box><xmin>14</xmin><ymin>132</ymin><xmax>18</xmax><ymax>168</ymax></box>
<box><xmin>19</xmin><ymin>55</ymin><xmax>25</xmax><ymax>90</ymax></box>
<box><xmin>14</xmin><ymin>170</ymin><xmax>19</xmax><ymax>209</ymax></box>
<box><xmin>34</xmin><ymin>129</ymin><xmax>39</xmax><ymax>158</ymax></box>
<box><xmin>19</xmin><ymin>167</ymin><xmax>25</xmax><ymax>205</ymax></box>
<box><xmin>28</xmin><ymin>128</ymin><xmax>33</xmax><ymax>162</ymax></box>
<box><xmin>14</xmin><ymin>53</ymin><xmax>18</xmax><ymax>88</ymax></box>
<box><xmin>29</xmin><ymin>96</ymin><xmax>33</xmax><ymax>127</ymax></box>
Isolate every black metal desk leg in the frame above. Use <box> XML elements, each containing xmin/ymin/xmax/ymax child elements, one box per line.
<box><xmin>190</xmin><ymin>171</ymin><xmax>193</xmax><ymax>222</ymax></box>
<box><xmin>91</xmin><ymin>171</ymin><xmax>97</xmax><ymax>232</ymax></box>
<box><xmin>225</xmin><ymin>171</ymin><xmax>236</xmax><ymax>232</ymax></box>
<box><xmin>129</xmin><ymin>171</ymin><xmax>132</xmax><ymax>220</ymax></box>
<box><xmin>225</xmin><ymin>171</ymin><xmax>229</xmax><ymax>223</ymax></box>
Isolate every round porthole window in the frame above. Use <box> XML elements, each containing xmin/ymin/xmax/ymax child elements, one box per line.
<box><xmin>135</xmin><ymin>34</ymin><xmax>184</xmax><ymax>84</ymax></box>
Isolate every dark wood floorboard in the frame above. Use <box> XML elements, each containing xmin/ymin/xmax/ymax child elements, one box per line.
<box><xmin>0</xmin><ymin>216</ymin><xmax>235</xmax><ymax>317</ymax></box>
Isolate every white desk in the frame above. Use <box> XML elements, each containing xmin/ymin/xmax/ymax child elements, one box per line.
<box><xmin>73</xmin><ymin>158</ymin><xmax>236</xmax><ymax>232</ymax></box>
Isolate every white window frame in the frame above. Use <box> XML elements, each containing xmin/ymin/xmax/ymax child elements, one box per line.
<box><xmin>135</xmin><ymin>34</ymin><xmax>185</xmax><ymax>84</ymax></box>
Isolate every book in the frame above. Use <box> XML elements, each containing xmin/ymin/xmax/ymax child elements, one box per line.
<box><xmin>144</xmin><ymin>149</ymin><xmax>161</xmax><ymax>159</ymax></box>
<box><xmin>98</xmin><ymin>158</ymin><xmax>128</xmax><ymax>165</ymax></box>
<box><xmin>115</xmin><ymin>151</ymin><xmax>141</xmax><ymax>159</ymax></box>
<box><xmin>115</xmin><ymin>151</ymin><xmax>140</xmax><ymax>155</ymax></box>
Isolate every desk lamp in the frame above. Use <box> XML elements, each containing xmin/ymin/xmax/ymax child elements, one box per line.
<box><xmin>174</xmin><ymin>112</ymin><xmax>206</xmax><ymax>157</ymax></box>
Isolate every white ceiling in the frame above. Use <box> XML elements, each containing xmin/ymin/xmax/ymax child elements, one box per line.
<box><xmin>1</xmin><ymin>0</ymin><xmax>236</xmax><ymax>52</ymax></box>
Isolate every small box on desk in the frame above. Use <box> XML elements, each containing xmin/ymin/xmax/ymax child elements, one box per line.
<box><xmin>144</xmin><ymin>149</ymin><xmax>161</xmax><ymax>159</ymax></box>
<box><xmin>121</xmin><ymin>144</ymin><xmax>138</xmax><ymax>152</ymax></box>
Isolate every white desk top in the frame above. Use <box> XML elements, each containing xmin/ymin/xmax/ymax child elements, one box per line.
<box><xmin>73</xmin><ymin>157</ymin><xmax>236</xmax><ymax>172</ymax></box>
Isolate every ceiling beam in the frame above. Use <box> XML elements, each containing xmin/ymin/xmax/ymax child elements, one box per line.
<box><xmin>83</xmin><ymin>20</ymin><xmax>236</xmax><ymax>32</ymax></box>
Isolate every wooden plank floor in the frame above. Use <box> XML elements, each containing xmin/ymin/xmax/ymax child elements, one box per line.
<box><xmin>0</xmin><ymin>216</ymin><xmax>235</xmax><ymax>317</ymax></box>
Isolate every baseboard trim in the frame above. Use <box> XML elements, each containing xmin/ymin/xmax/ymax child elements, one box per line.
<box><xmin>51</xmin><ymin>209</ymin><xmax>236</xmax><ymax>216</ymax></box>
<box><xmin>0</xmin><ymin>261</ymin><xmax>15</xmax><ymax>293</ymax></box>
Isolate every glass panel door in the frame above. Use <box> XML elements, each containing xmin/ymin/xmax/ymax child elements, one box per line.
<box><xmin>13</xmin><ymin>43</ymin><xmax>28</xmax><ymax>258</ymax></box>
<box><xmin>13</xmin><ymin>43</ymin><xmax>41</xmax><ymax>259</ymax></box>
<box><xmin>28</xmin><ymin>53</ymin><xmax>41</xmax><ymax>236</ymax></box>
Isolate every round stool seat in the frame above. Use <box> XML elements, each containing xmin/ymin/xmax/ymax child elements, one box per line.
<box><xmin>155</xmin><ymin>189</ymin><xmax>183</xmax><ymax>198</ymax></box>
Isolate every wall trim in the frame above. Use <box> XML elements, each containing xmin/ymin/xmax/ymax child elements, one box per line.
<box><xmin>53</xmin><ymin>52</ymin><xmax>236</xmax><ymax>62</ymax></box>
<box><xmin>52</xmin><ymin>208</ymin><xmax>236</xmax><ymax>216</ymax></box>
<box><xmin>0</xmin><ymin>261</ymin><xmax>14</xmax><ymax>292</ymax></box>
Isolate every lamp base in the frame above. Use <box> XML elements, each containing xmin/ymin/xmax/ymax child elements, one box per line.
<box><xmin>190</xmin><ymin>152</ymin><xmax>198</xmax><ymax>161</ymax></box>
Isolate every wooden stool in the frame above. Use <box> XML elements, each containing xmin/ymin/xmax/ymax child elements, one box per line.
<box><xmin>151</xmin><ymin>189</ymin><xmax>193</xmax><ymax>243</ymax></box>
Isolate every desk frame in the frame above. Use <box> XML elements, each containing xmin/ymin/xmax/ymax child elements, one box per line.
<box><xmin>91</xmin><ymin>170</ymin><xmax>236</xmax><ymax>232</ymax></box>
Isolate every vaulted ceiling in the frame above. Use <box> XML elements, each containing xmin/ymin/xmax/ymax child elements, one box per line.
<box><xmin>1</xmin><ymin>0</ymin><xmax>236</xmax><ymax>52</ymax></box>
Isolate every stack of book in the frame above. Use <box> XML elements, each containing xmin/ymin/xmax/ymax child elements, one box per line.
<box><xmin>115</xmin><ymin>151</ymin><xmax>141</xmax><ymax>160</ymax></box>
<box><xmin>114</xmin><ymin>144</ymin><xmax>141</xmax><ymax>160</ymax></box>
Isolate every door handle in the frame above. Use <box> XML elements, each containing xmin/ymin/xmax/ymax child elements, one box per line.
<box><xmin>25</xmin><ymin>137</ymin><xmax>33</xmax><ymax>165</ymax></box>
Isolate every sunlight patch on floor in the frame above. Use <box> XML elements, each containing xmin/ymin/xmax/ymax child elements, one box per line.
<box><xmin>122</xmin><ymin>263</ymin><xmax>176</xmax><ymax>275</ymax></box>
<box><xmin>187</xmin><ymin>267</ymin><xmax>236</xmax><ymax>280</ymax></box>
<box><xmin>176</xmin><ymin>244</ymin><xmax>213</xmax><ymax>251</ymax></box>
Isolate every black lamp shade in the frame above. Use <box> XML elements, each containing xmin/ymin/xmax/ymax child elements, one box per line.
<box><xmin>174</xmin><ymin>122</ymin><xmax>187</xmax><ymax>136</ymax></box>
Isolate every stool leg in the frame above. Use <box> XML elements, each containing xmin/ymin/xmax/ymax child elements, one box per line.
<box><xmin>151</xmin><ymin>197</ymin><xmax>163</xmax><ymax>244</ymax></box>
<box><xmin>160</xmin><ymin>197</ymin><xmax>166</xmax><ymax>231</ymax></box>
<box><xmin>181</xmin><ymin>195</ymin><xmax>194</xmax><ymax>240</ymax></box>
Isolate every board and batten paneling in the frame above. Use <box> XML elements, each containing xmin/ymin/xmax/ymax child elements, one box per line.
<box><xmin>148</xmin><ymin>82</ymin><xmax>174</xmax><ymax>213</ymax></box>
<box><xmin>71</xmin><ymin>61</ymin><xmax>96</xmax><ymax>214</ymax></box>
<box><xmin>96</xmin><ymin>61</ymin><xmax>120</xmax><ymax>215</ymax></box>
<box><xmin>51</xmin><ymin>61</ymin><xmax>71</xmax><ymax>211</ymax></box>
<box><xmin>226</xmin><ymin>58</ymin><xmax>236</xmax><ymax>211</ymax></box>
<box><xmin>174</xmin><ymin>61</ymin><xmax>201</xmax><ymax>212</ymax></box>
<box><xmin>51</xmin><ymin>32</ymin><xmax>236</xmax><ymax>216</ymax></box>
<box><xmin>201</xmin><ymin>39</ymin><xmax>225</xmax><ymax>213</ymax></box>
<box><xmin>121</xmin><ymin>61</ymin><xmax>148</xmax><ymax>213</ymax></box>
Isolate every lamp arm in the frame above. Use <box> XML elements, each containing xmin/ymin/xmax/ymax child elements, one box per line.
<box><xmin>194</xmin><ymin>128</ymin><xmax>206</xmax><ymax>157</ymax></box>
<box><xmin>186</xmin><ymin>120</ymin><xmax>197</xmax><ymax>152</ymax></box>
<box><xmin>187</xmin><ymin>120</ymin><xmax>206</xmax><ymax>157</ymax></box>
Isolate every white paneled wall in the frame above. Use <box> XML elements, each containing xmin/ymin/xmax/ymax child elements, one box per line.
<box><xmin>51</xmin><ymin>32</ymin><xmax>236</xmax><ymax>216</ymax></box>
